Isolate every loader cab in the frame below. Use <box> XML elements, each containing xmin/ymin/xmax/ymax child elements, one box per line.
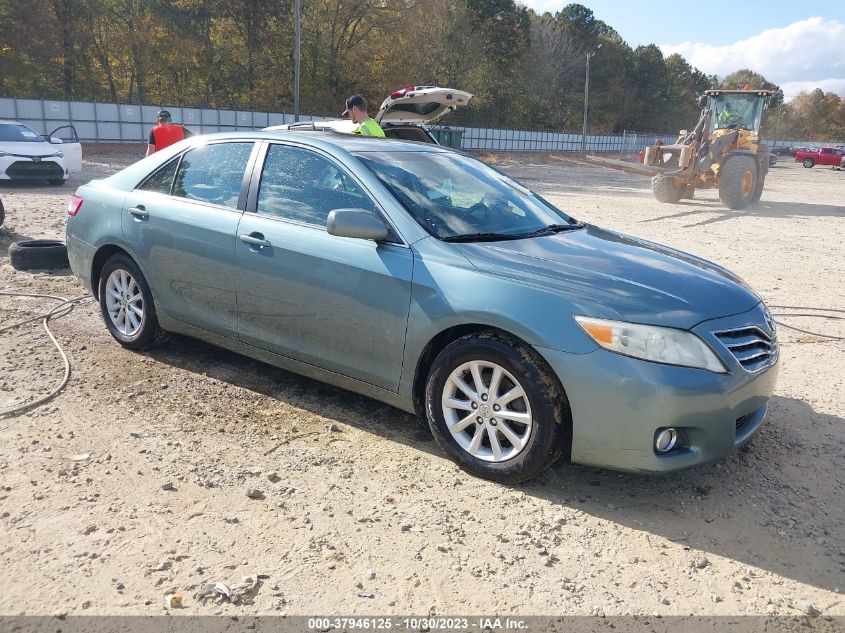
<box><xmin>707</xmin><ymin>90</ymin><xmax>769</xmax><ymax>134</ymax></box>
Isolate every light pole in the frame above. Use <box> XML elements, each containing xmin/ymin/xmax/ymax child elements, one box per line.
<box><xmin>580</xmin><ymin>43</ymin><xmax>602</xmax><ymax>158</ymax></box>
<box><xmin>293</xmin><ymin>0</ymin><xmax>301</xmax><ymax>122</ymax></box>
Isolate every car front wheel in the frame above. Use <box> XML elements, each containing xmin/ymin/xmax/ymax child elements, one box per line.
<box><xmin>98</xmin><ymin>253</ymin><xmax>163</xmax><ymax>349</ymax></box>
<box><xmin>425</xmin><ymin>332</ymin><xmax>569</xmax><ymax>483</ymax></box>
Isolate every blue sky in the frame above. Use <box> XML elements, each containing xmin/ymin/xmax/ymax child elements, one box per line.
<box><xmin>520</xmin><ymin>0</ymin><xmax>844</xmax><ymax>47</ymax></box>
<box><xmin>517</xmin><ymin>1</ymin><xmax>845</xmax><ymax>98</ymax></box>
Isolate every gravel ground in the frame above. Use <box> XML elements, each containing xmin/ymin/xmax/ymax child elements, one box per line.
<box><xmin>0</xmin><ymin>145</ymin><xmax>843</xmax><ymax>618</ymax></box>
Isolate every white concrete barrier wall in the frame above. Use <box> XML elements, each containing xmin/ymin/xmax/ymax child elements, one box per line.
<box><xmin>2</xmin><ymin>97</ymin><xmax>838</xmax><ymax>151</ymax></box>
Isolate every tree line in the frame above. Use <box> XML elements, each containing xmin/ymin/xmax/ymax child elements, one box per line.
<box><xmin>0</xmin><ymin>0</ymin><xmax>840</xmax><ymax>140</ymax></box>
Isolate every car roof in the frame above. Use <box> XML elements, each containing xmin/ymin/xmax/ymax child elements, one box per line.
<box><xmin>0</xmin><ymin>120</ymin><xmax>24</xmax><ymax>125</ymax></box>
<box><xmin>193</xmin><ymin>129</ymin><xmax>450</xmax><ymax>154</ymax></box>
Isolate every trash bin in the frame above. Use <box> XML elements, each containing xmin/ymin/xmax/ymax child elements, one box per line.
<box><xmin>432</xmin><ymin>128</ymin><xmax>452</xmax><ymax>147</ymax></box>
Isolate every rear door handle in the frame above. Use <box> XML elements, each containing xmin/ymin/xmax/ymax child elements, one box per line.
<box><xmin>128</xmin><ymin>205</ymin><xmax>149</xmax><ymax>220</ymax></box>
<box><xmin>239</xmin><ymin>233</ymin><xmax>272</xmax><ymax>249</ymax></box>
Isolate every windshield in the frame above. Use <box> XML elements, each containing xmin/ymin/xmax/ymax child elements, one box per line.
<box><xmin>710</xmin><ymin>94</ymin><xmax>765</xmax><ymax>132</ymax></box>
<box><xmin>0</xmin><ymin>123</ymin><xmax>45</xmax><ymax>143</ymax></box>
<box><xmin>354</xmin><ymin>150</ymin><xmax>578</xmax><ymax>241</ymax></box>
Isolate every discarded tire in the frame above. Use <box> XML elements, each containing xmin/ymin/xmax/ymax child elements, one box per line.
<box><xmin>0</xmin><ymin>198</ymin><xmax>4</xmax><ymax>227</ymax></box>
<box><xmin>9</xmin><ymin>240</ymin><xmax>70</xmax><ymax>271</ymax></box>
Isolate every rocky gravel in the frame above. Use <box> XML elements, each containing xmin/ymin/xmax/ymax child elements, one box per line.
<box><xmin>0</xmin><ymin>145</ymin><xmax>842</xmax><ymax>617</ymax></box>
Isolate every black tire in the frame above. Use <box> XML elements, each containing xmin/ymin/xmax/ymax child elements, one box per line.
<box><xmin>98</xmin><ymin>253</ymin><xmax>163</xmax><ymax>350</ymax></box>
<box><xmin>48</xmin><ymin>179</ymin><xmax>65</xmax><ymax>186</ymax></box>
<box><xmin>424</xmin><ymin>331</ymin><xmax>570</xmax><ymax>483</ymax></box>
<box><xmin>651</xmin><ymin>174</ymin><xmax>683</xmax><ymax>203</ymax></box>
<box><xmin>719</xmin><ymin>155</ymin><xmax>757</xmax><ymax>210</ymax></box>
<box><xmin>0</xmin><ymin>198</ymin><xmax>4</xmax><ymax>227</ymax></box>
<box><xmin>8</xmin><ymin>240</ymin><xmax>70</xmax><ymax>270</ymax></box>
<box><xmin>680</xmin><ymin>184</ymin><xmax>695</xmax><ymax>200</ymax></box>
<box><xmin>750</xmin><ymin>173</ymin><xmax>765</xmax><ymax>203</ymax></box>
<box><xmin>802</xmin><ymin>158</ymin><xmax>814</xmax><ymax>168</ymax></box>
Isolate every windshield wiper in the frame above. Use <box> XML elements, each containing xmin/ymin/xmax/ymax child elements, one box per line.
<box><xmin>441</xmin><ymin>232</ymin><xmax>523</xmax><ymax>243</ymax></box>
<box><xmin>520</xmin><ymin>222</ymin><xmax>585</xmax><ymax>238</ymax></box>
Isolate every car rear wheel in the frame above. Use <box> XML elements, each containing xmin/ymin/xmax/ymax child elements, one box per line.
<box><xmin>802</xmin><ymin>158</ymin><xmax>814</xmax><ymax>168</ymax></box>
<box><xmin>425</xmin><ymin>332</ymin><xmax>569</xmax><ymax>483</ymax></box>
<box><xmin>98</xmin><ymin>253</ymin><xmax>163</xmax><ymax>349</ymax></box>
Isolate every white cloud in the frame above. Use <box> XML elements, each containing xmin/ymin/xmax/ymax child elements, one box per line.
<box><xmin>780</xmin><ymin>78</ymin><xmax>845</xmax><ymax>99</ymax></box>
<box><xmin>660</xmin><ymin>18</ymin><xmax>845</xmax><ymax>100</ymax></box>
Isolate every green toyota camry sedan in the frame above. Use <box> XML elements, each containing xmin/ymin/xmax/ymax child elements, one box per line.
<box><xmin>66</xmin><ymin>131</ymin><xmax>778</xmax><ymax>482</ymax></box>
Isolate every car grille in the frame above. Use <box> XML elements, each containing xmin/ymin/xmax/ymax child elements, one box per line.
<box><xmin>713</xmin><ymin>326</ymin><xmax>778</xmax><ymax>373</ymax></box>
<box><xmin>4</xmin><ymin>160</ymin><xmax>64</xmax><ymax>180</ymax></box>
<box><xmin>735</xmin><ymin>411</ymin><xmax>756</xmax><ymax>432</ymax></box>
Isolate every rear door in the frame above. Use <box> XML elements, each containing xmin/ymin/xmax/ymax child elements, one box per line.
<box><xmin>235</xmin><ymin>141</ymin><xmax>413</xmax><ymax>391</ymax></box>
<box><xmin>48</xmin><ymin>125</ymin><xmax>82</xmax><ymax>173</ymax></box>
<box><xmin>121</xmin><ymin>140</ymin><xmax>258</xmax><ymax>338</ymax></box>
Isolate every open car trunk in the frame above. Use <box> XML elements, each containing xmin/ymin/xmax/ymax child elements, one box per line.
<box><xmin>381</xmin><ymin>125</ymin><xmax>436</xmax><ymax>143</ymax></box>
<box><xmin>376</xmin><ymin>87</ymin><xmax>473</xmax><ymax>126</ymax></box>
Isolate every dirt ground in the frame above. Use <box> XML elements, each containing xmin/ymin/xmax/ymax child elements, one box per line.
<box><xmin>0</xmin><ymin>145</ymin><xmax>843</xmax><ymax>619</ymax></box>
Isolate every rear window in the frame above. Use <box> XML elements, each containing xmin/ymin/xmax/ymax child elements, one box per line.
<box><xmin>388</xmin><ymin>102</ymin><xmax>442</xmax><ymax>116</ymax></box>
<box><xmin>0</xmin><ymin>124</ymin><xmax>44</xmax><ymax>143</ymax></box>
<box><xmin>172</xmin><ymin>142</ymin><xmax>253</xmax><ymax>209</ymax></box>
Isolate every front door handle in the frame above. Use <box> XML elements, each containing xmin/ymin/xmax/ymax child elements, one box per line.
<box><xmin>239</xmin><ymin>233</ymin><xmax>272</xmax><ymax>249</ymax></box>
<box><xmin>128</xmin><ymin>205</ymin><xmax>149</xmax><ymax>220</ymax></box>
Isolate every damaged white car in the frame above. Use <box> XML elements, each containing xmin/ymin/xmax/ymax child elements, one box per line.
<box><xmin>0</xmin><ymin>121</ymin><xmax>82</xmax><ymax>185</ymax></box>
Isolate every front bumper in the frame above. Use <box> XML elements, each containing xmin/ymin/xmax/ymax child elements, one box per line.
<box><xmin>0</xmin><ymin>156</ymin><xmax>66</xmax><ymax>181</ymax></box>
<box><xmin>537</xmin><ymin>304</ymin><xmax>779</xmax><ymax>473</ymax></box>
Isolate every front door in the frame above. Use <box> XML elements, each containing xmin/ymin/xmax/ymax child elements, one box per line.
<box><xmin>121</xmin><ymin>141</ymin><xmax>256</xmax><ymax>337</ymax></box>
<box><xmin>47</xmin><ymin>125</ymin><xmax>82</xmax><ymax>173</ymax></box>
<box><xmin>235</xmin><ymin>142</ymin><xmax>413</xmax><ymax>391</ymax></box>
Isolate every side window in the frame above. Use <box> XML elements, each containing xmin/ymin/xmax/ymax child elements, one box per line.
<box><xmin>172</xmin><ymin>142</ymin><xmax>253</xmax><ymax>209</ymax></box>
<box><xmin>822</xmin><ymin>149</ymin><xmax>833</xmax><ymax>155</ymax></box>
<box><xmin>137</xmin><ymin>157</ymin><xmax>180</xmax><ymax>194</ymax></box>
<box><xmin>257</xmin><ymin>144</ymin><xmax>374</xmax><ymax>226</ymax></box>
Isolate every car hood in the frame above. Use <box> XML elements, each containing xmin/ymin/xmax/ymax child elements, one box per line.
<box><xmin>0</xmin><ymin>140</ymin><xmax>57</xmax><ymax>157</ymax></box>
<box><xmin>457</xmin><ymin>224</ymin><xmax>761</xmax><ymax>329</ymax></box>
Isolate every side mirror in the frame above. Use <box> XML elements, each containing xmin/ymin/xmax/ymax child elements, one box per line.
<box><xmin>49</xmin><ymin>137</ymin><xmax>64</xmax><ymax>144</ymax></box>
<box><xmin>327</xmin><ymin>208</ymin><xmax>389</xmax><ymax>241</ymax></box>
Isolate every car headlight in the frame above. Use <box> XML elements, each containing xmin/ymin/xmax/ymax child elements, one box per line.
<box><xmin>574</xmin><ymin>316</ymin><xmax>727</xmax><ymax>373</ymax></box>
<box><xmin>53</xmin><ymin>150</ymin><xmax>64</xmax><ymax>158</ymax></box>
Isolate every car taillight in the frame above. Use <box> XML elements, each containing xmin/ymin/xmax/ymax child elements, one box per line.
<box><xmin>68</xmin><ymin>194</ymin><xmax>83</xmax><ymax>217</ymax></box>
<box><xmin>390</xmin><ymin>85</ymin><xmax>415</xmax><ymax>98</ymax></box>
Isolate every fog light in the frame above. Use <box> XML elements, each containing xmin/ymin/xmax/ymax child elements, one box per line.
<box><xmin>655</xmin><ymin>428</ymin><xmax>678</xmax><ymax>453</ymax></box>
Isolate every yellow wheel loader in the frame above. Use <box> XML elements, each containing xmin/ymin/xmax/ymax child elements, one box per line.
<box><xmin>644</xmin><ymin>89</ymin><xmax>773</xmax><ymax>209</ymax></box>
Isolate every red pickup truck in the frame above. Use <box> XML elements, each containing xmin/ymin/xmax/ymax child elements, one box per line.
<box><xmin>795</xmin><ymin>147</ymin><xmax>845</xmax><ymax>168</ymax></box>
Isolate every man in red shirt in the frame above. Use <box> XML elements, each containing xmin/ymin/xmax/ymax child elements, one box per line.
<box><xmin>146</xmin><ymin>110</ymin><xmax>192</xmax><ymax>156</ymax></box>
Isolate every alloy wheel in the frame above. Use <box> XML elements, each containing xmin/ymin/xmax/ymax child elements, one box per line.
<box><xmin>441</xmin><ymin>360</ymin><xmax>533</xmax><ymax>462</ymax></box>
<box><xmin>104</xmin><ymin>268</ymin><xmax>145</xmax><ymax>337</ymax></box>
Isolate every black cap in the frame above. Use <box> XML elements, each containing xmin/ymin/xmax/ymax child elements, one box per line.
<box><xmin>156</xmin><ymin>110</ymin><xmax>172</xmax><ymax>121</ymax></box>
<box><xmin>341</xmin><ymin>95</ymin><xmax>366</xmax><ymax>116</ymax></box>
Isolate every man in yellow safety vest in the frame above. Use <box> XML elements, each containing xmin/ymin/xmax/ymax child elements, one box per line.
<box><xmin>342</xmin><ymin>95</ymin><xmax>385</xmax><ymax>137</ymax></box>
